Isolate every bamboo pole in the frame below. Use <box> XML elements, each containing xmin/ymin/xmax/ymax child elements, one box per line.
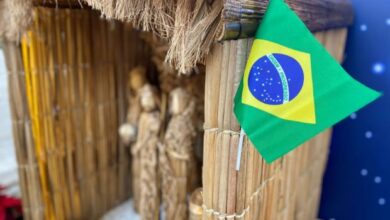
<box><xmin>202</xmin><ymin>29</ymin><xmax>348</xmax><ymax>220</ymax></box>
<box><xmin>14</xmin><ymin>7</ymin><xmax>151</xmax><ymax>219</ymax></box>
<box><xmin>22</xmin><ymin>10</ymin><xmax>56</xmax><ymax>220</ymax></box>
<box><xmin>3</xmin><ymin>39</ymin><xmax>44</xmax><ymax>220</ymax></box>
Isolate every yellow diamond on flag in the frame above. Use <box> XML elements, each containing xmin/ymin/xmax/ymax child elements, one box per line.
<box><xmin>241</xmin><ymin>39</ymin><xmax>316</xmax><ymax>124</ymax></box>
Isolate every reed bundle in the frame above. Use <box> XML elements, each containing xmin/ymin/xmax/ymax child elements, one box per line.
<box><xmin>3</xmin><ymin>7</ymin><xmax>151</xmax><ymax>220</ymax></box>
<box><xmin>202</xmin><ymin>28</ymin><xmax>347</xmax><ymax>220</ymax></box>
<box><xmin>3</xmin><ymin>40</ymin><xmax>44</xmax><ymax>220</ymax></box>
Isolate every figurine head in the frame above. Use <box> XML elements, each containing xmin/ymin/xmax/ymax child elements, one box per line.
<box><xmin>118</xmin><ymin>123</ymin><xmax>137</xmax><ymax>145</ymax></box>
<box><xmin>169</xmin><ymin>87</ymin><xmax>190</xmax><ymax>115</ymax></box>
<box><xmin>140</xmin><ymin>84</ymin><xmax>159</xmax><ymax>111</ymax></box>
<box><xmin>129</xmin><ymin>66</ymin><xmax>147</xmax><ymax>91</ymax></box>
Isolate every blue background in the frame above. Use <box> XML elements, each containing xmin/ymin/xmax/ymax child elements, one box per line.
<box><xmin>319</xmin><ymin>0</ymin><xmax>390</xmax><ymax>219</ymax></box>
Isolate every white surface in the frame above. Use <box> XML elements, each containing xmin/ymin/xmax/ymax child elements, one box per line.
<box><xmin>101</xmin><ymin>199</ymin><xmax>140</xmax><ymax>220</ymax></box>
<box><xmin>0</xmin><ymin>49</ymin><xmax>20</xmax><ymax>197</ymax></box>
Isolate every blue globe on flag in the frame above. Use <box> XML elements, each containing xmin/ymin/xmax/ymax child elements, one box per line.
<box><xmin>248</xmin><ymin>53</ymin><xmax>304</xmax><ymax>105</ymax></box>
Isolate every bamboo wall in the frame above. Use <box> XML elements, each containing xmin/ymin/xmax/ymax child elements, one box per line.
<box><xmin>5</xmin><ymin>7</ymin><xmax>151</xmax><ymax>220</ymax></box>
<box><xmin>202</xmin><ymin>28</ymin><xmax>347</xmax><ymax>220</ymax></box>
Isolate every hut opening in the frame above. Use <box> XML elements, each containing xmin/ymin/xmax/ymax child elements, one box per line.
<box><xmin>1</xmin><ymin>0</ymin><xmax>353</xmax><ymax>220</ymax></box>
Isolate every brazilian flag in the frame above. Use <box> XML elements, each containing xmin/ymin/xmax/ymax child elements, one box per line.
<box><xmin>234</xmin><ymin>0</ymin><xmax>380</xmax><ymax>163</ymax></box>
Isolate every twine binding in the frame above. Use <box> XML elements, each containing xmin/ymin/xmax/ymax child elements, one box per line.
<box><xmin>204</xmin><ymin>127</ymin><xmax>241</xmax><ymax>136</ymax></box>
<box><xmin>202</xmin><ymin>169</ymin><xmax>282</xmax><ymax>219</ymax></box>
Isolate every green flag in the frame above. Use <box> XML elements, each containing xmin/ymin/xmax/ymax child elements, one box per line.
<box><xmin>234</xmin><ymin>0</ymin><xmax>380</xmax><ymax>163</ymax></box>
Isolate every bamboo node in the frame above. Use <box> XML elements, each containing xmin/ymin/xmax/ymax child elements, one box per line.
<box><xmin>22</xmin><ymin>206</ymin><xmax>44</xmax><ymax>212</ymax></box>
<box><xmin>18</xmin><ymin>163</ymin><xmax>38</xmax><ymax>169</ymax></box>
<box><xmin>6</xmin><ymin>70</ymin><xmax>25</xmax><ymax>76</ymax></box>
<box><xmin>203</xmin><ymin>127</ymin><xmax>241</xmax><ymax>136</ymax></box>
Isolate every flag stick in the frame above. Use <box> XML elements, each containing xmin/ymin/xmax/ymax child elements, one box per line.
<box><xmin>236</xmin><ymin>128</ymin><xmax>245</xmax><ymax>171</ymax></box>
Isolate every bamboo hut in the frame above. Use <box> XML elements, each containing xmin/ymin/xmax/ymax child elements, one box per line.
<box><xmin>0</xmin><ymin>0</ymin><xmax>353</xmax><ymax>219</ymax></box>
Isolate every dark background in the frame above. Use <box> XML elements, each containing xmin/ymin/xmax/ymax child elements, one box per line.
<box><xmin>319</xmin><ymin>0</ymin><xmax>390</xmax><ymax>219</ymax></box>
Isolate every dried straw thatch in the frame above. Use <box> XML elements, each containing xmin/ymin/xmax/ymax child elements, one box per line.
<box><xmin>0</xmin><ymin>0</ymin><xmax>32</xmax><ymax>41</ymax></box>
<box><xmin>81</xmin><ymin>0</ymin><xmax>353</xmax><ymax>74</ymax></box>
<box><xmin>84</xmin><ymin>0</ymin><xmax>175</xmax><ymax>38</ymax></box>
<box><xmin>3</xmin><ymin>0</ymin><xmax>353</xmax><ymax>74</ymax></box>
<box><xmin>84</xmin><ymin>0</ymin><xmax>222</xmax><ymax>74</ymax></box>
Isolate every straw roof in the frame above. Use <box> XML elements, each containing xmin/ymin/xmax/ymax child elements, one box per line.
<box><xmin>2</xmin><ymin>0</ymin><xmax>353</xmax><ymax>73</ymax></box>
<box><xmin>81</xmin><ymin>0</ymin><xmax>353</xmax><ymax>74</ymax></box>
<box><xmin>0</xmin><ymin>0</ymin><xmax>32</xmax><ymax>42</ymax></box>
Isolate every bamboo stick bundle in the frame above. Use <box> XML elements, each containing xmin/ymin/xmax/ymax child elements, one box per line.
<box><xmin>21</xmin><ymin>10</ymin><xmax>58</xmax><ymax>220</ymax></box>
<box><xmin>14</xmin><ymin>7</ymin><xmax>152</xmax><ymax>219</ymax></box>
<box><xmin>107</xmin><ymin>19</ymin><xmax>124</xmax><ymax>209</ymax></box>
<box><xmin>66</xmin><ymin>9</ymin><xmax>83</xmax><ymax>219</ymax></box>
<box><xmin>202</xmin><ymin>29</ymin><xmax>348</xmax><ymax>220</ymax></box>
<box><xmin>62</xmin><ymin>9</ymin><xmax>83</xmax><ymax>219</ymax></box>
<box><xmin>94</xmin><ymin>14</ymin><xmax>107</xmax><ymax>215</ymax></box>
<box><xmin>51</xmin><ymin>10</ymin><xmax>73</xmax><ymax>220</ymax></box>
<box><xmin>3</xmin><ymin>40</ymin><xmax>44</xmax><ymax>220</ymax></box>
<box><xmin>73</xmin><ymin>9</ymin><xmax>91</xmax><ymax>219</ymax></box>
<box><xmin>114</xmin><ymin>21</ymin><xmax>129</xmax><ymax>205</ymax></box>
<box><xmin>202</xmin><ymin>39</ymin><xmax>246</xmax><ymax>220</ymax></box>
<box><xmin>52</xmin><ymin>8</ymin><xmax>70</xmax><ymax>218</ymax></box>
<box><xmin>104</xmin><ymin>17</ymin><xmax>121</xmax><ymax>212</ymax></box>
<box><xmin>79</xmin><ymin>9</ymin><xmax>97</xmax><ymax>218</ymax></box>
